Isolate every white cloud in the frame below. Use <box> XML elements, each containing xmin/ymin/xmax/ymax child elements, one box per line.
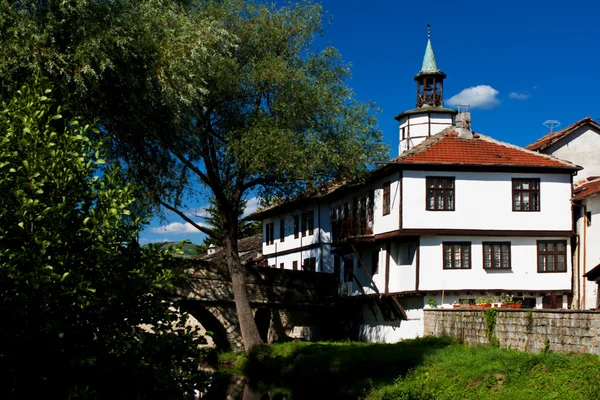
<box><xmin>509</xmin><ymin>92</ymin><xmax>530</xmax><ymax>100</ymax></box>
<box><xmin>150</xmin><ymin>221</ymin><xmax>206</xmax><ymax>234</ymax></box>
<box><xmin>184</xmin><ymin>206</ymin><xmax>210</xmax><ymax>218</ymax></box>
<box><xmin>447</xmin><ymin>85</ymin><xmax>500</xmax><ymax>109</ymax></box>
<box><xmin>243</xmin><ymin>197</ymin><xmax>260</xmax><ymax>217</ymax></box>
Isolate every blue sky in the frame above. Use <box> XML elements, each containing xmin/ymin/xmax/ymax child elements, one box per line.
<box><xmin>140</xmin><ymin>0</ymin><xmax>599</xmax><ymax>244</ymax></box>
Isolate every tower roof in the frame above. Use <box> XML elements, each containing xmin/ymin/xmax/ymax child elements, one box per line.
<box><xmin>421</xmin><ymin>25</ymin><xmax>439</xmax><ymax>72</ymax></box>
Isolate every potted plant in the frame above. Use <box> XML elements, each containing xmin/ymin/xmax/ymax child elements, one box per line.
<box><xmin>476</xmin><ymin>296</ymin><xmax>491</xmax><ymax>309</ymax></box>
<box><xmin>511</xmin><ymin>299</ymin><xmax>522</xmax><ymax>309</ymax></box>
<box><xmin>428</xmin><ymin>298</ymin><xmax>438</xmax><ymax>308</ymax></box>
<box><xmin>501</xmin><ymin>294</ymin><xmax>513</xmax><ymax>309</ymax></box>
<box><xmin>453</xmin><ymin>301</ymin><xmax>460</xmax><ymax>309</ymax></box>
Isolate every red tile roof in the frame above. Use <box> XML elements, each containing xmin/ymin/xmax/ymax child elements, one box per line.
<box><xmin>391</xmin><ymin>129</ymin><xmax>578</xmax><ymax>169</ymax></box>
<box><xmin>573</xmin><ymin>177</ymin><xmax>600</xmax><ymax>201</ymax></box>
<box><xmin>526</xmin><ymin>117</ymin><xmax>600</xmax><ymax>152</ymax></box>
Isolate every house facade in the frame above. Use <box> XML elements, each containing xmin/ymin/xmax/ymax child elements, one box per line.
<box><xmin>251</xmin><ymin>30</ymin><xmax>581</xmax><ymax>342</ymax></box>
<box><xmin>527</xmin><ymin>118</ymin><xmax>600</xmax><ymax>309</ymax></box>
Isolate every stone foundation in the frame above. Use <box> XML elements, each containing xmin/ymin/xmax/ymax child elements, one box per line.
<box><xmin>424</xmin><ymin>309</ymin><xmax>600</xmax><ymax>355</ymax></box>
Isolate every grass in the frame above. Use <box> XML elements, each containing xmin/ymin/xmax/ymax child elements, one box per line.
<box><xmin>366</xmin><ymin>343</ymin><xmax>600</xmax><ymax>400</ymax></box>
<box><xmin>220</xmin><ymin>337</ymin><xmax>600</xmax><ymax>399</ymax></box>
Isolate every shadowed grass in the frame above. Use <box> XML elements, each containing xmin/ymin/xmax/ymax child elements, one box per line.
<box><xmin>244</xmin><ymin>336</ymin><xmax>456</xmax><ymax>399</ymax></box>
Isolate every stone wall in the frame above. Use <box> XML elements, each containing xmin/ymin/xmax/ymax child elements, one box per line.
<box><xmin>424</xmin><ymin>309</ymin><xmax>600</xmax><ymax>355</ymax></box>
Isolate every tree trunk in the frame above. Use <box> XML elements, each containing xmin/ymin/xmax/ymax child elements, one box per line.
<box><xmin>222</xmin><ymin>219</ymin><xmax>263</xmax><ymax>353</ymax></box>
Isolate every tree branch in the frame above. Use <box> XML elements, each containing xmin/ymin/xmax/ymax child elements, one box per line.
<box><xmin>158</xmin><ymin>200</ymin><xmax>216</xmax><ymax>237</ymax></box>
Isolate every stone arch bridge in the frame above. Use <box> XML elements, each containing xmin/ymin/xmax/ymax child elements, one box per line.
<box><xmin>176</xmin><ymin>259</ymin><xmax>346</xmax><ymax>351</ymax></box>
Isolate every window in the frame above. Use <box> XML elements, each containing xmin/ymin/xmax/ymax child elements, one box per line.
<box><xmin>293</xmin><ymin>260</ymin><xmax>298</xmax><ymax>271</ymax></box>
<box><xmin>426</xmin><ymin>177</ymin><xmax>455</xmax><ymax>211</ymax></box>
<box><xmin>443</xmin><ymin>242</ymin><xmax>471</xmax><ymax>269</ymax></box>
<box><xmin>303</xmin><ymin>257</ymin><xmax>316</xmax><ymax>272</ymax></box>
<box><xmin>512</xmin><ymin>178</ymin><xmax>540</xmax><ymax>211</ymax></box>
<box><xmin>280</xmin><ymin>262</ymin><xmax>284</xmax><ymax>269</ymax></box>
<box><xmin>265</xmin><ymin>222</ymin><xmax>274</xmax><ymax>245</ymax></box>
<box><xmin>294</xmin><ymin>215</ymin><xmax>299</xmax><ymax>239</ymax></box>
<box><xmin>483</xmin><ymin>242</ymin><xmax>511</xmax><ymax>269</ymax></box>
<box><xmin>367</xmin><ymin>190</ymin><xmax>374</xmax><ymax>223</ymax></box>
<box><xmin>301</xmin><ymin>210</ymin><xmax>314</xmax><ymax>236</ymax></box>
<box><xmin>371</xmin><ymin>250</ymin><xmax>380</xmax><ymax>275</ymax></box>
<box><xmin>306</xmin><ymin>210</ymin><xmax>314</xmax><ymax>235</ymax></box>
<box><xmin>279</xmin><ymin>218</ymin><xmax>285</xmax><ymax>242</ymax></box>
<box><xmin>382</xmin><ymin>182</ymin><xmax>391</xmax><ymax>216</ymax></box>
<box><xmin>537</xmin><ymin>241</ymin><xmax>567</xmax><ymax>272</ymax></box>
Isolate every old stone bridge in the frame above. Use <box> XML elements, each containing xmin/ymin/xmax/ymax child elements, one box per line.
<box><xmin>176</xmin><ymin>257</ymin><xmax>346</xmax><ymax>351</ymax></box>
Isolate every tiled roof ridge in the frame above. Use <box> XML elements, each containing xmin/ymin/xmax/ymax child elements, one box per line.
<box><xmin>526</xmin><ymin>117</ymin><xmax>596</xmax><ymax>151</ymax></box>
<box><xmin>476</xmin><ymin>134</ymin><xmax>579</xmax><ymax>168</ymax></box>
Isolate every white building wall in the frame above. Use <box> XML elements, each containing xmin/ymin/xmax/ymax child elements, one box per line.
<box><xmin>359</xmin><ymin>297</ymin><xmax>425</xmax><ymax>342</ymax></box>
<box><xmin>373</xmin><ymin>174</ymin><xmax>401</xmax><ymax>235</ymax></box>
<box><xmin>402</xmin><ymin>170</ymin><xmax>572</xmax><ymax>231</ymax></box>
<box><xmin>398</xmin><ymin>112</ymin><xmax>454</xmax><ymax>154</ymax></box>
<box><xmin>418</xmin><ymin>235</ymin><xmax>572</xmax><ymax>292</ymax></box>
<box><xmin>388</xmin><ymin>241</ymin><xmax>418</xmax><ymax>292</ymax></box>
<box><xmin>544</xmin><ymin>126</ymin><xmax>600</xmax><ymax>181</ymax></box>
<box><xmin>579</xmin><ymin>195</ymin><xmax>600</xmax><ymax>308</ymax></box>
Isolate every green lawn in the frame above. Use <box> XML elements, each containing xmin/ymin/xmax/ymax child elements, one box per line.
<box><xmin>220</xmin><ymin>336</ymin><xmax>600</xmax><ymax>399</ymax></box>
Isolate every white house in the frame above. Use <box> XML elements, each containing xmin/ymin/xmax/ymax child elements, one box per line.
<box><xmin>250</xmin><ymin>29</ymin><xmax>581</xmax><ymax>342</ymax></box>
<box><xmin>527</xmin><ymin>118</ymin><xmax>600</xmax><ymax>309</ymax></box>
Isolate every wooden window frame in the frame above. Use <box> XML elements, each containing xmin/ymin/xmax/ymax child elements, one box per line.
<box><xmin>482</xmin><ymin>242</ymin><xmax>511</xmax><ymax>270</ymax></box>
<box><xmin>512</xmin><ymin>178</ymin><xmax>540</xmax><ymax>212</ymax></box>
<box><xmin>306</xmin><ymin>210</ymin><xmax>314</xmax><ymax>236</ymax></box>
<box><xmin>426</xmin><ymin>177</ymin><xmax>455</xmax><ymax>211</ymax></box>
<box><xmin>382</xmin><ymin>182</ymin><xmax>391</xmax><ymax>216</ymax></box>
<box><xmin>442</xmin><ymin>242</ymin><xmax>471</xmax><ymax>269</ymax></box>
<box><xmin>279</xmin><ymin>218</ymin><xmax>285</xmax><ymax>242</ymax></box>
<box><xmin>294</xmin><ymin>215</ymin><xmax>299</xmax><ymax>239</ymax></box>
<box><xmin>537</xmin><ymin>240</ymin><xmax>567</xmax><ymax>273</ymax></box>
<box><xmin>265</xmin><ymin>222</ymin><xmax>274</xmax><ymax>245</ymax></box>
<box><xmin>292</xmin><ymin>260</ymin><xmax>298</xmax><ymax>271</ymax></box>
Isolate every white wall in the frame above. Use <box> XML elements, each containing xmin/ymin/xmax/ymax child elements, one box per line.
<box><xmin>373</xmin><ymin>175</ymin><xmax>401</xmax><ymax>235</ymax></box>
<box><xmin>579</xmin><ymin>195</ymin><xmax>600</xmax><ymax>308</ymax></box>
<box><xmin>418</xmin><ymin>235</ymin><xmax>572</xmax><ymax>292</ymax></box>
<box><xmin>545</xmin><ymin>126</ymin><xmax>600</xmax><ymax>181</ymax></box>
<box><xmin>264</xmin><ymin>245</ymin><xmax>331</xmax><ymax>272</ymax></box>
<box><xmin>402</xmin><ymin>170</ymin><xmax>572</xmax><ymax>231</ymax></box>
<box><xmin>358</xmin><ymin>297</ymin><xmax>424</xmax><ymax>342</ymax></box>
<box><xmin>388</xmin><ymin>241</ymin><xmax>418</xmax><ymax>293</ymax></box>
<box><xmin>398</xmin><ymin>112</ymin><xmax>454</xmax><ymax>154</ymax></box>
<box><xmin>262</xmin><ymin>206</ymin><xmax>321</xmax><ymax>255</ymax></box>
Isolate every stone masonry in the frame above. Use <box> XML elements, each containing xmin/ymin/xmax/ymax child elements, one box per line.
<box><xmin>424</xmin><ymin>309</ymin><xmax>600</xmax><ymax>354</ymax></box>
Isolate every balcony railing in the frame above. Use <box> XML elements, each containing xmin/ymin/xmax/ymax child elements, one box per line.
<box><xmin>332</xmin><ymin>216</ymin><xmax>373</xmax><ymax>242</ymax></box>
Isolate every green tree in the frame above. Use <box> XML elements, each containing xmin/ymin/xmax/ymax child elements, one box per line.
<box><xmin>199</xmin><ymin>197</ymin><xmax>262</xmax><ymax>249</ymax></box>
<box><xmin>0</xmin><ymin>0</ymin><xmax>388</xmax><ymax>352</ymax></box>
<box><xmin>0</xmin><ymin>84</ymin><xmax>203</xmax><ymax>398</ymax></box>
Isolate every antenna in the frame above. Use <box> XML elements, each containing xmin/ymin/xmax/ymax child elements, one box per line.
<box><xmin>543</xmin><ymin>120</ymin><xmax>561</xmax><ymax>133</ymax></box>
<box><xmin>455</xmin><ymin>104</ymin><xmax>471</xmax><ymax>112</ymax></box>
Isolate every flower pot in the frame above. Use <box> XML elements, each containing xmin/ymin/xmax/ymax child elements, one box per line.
<box><xmin>500</xmin><ymin>304</ymin><xmax>510</xmax><ymax>309</ymax></box>
<box><xmin>477</xmin><ymin>304</ymin><xmax>491</xmax><ymax>309</ymax></box>
<box><xmin>511</xmin><ymin>303</ymin><xmax>521</xmax><ymax>309</ymax></box>
<box><xmin>453</xmin><ymin>304</ymin><xmax>461</xmax><ymax>308</ymax></box>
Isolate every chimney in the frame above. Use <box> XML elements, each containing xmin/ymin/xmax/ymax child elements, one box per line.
<box><xmin>455</xmin><ymin>112</ymin><xmax>472</xmax><ymax>138</ymax></box>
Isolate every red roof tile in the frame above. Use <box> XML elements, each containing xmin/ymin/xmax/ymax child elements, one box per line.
<box><xmin>392</xmin><ymin>129</ymin><xmax>578</xmax><ymax>169</ymax></box>
<box><xmin>573</xmin><ymin>177</ymin><xmax>600</xmax><ymax>201</ymax></box>
<box><xmin>526</xmin><ymin>117</ymin><xmax>600</xmax><ymax>151</ymax></box>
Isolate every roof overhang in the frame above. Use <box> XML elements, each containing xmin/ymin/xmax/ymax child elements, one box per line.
<box><xmin>584</xmin><ymin>263</ymin><xmax>600</xmax><ymax>281</ymax></box>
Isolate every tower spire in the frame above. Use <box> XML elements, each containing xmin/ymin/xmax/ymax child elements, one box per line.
<box><xmin>414</xmin><ymin>24</ymin><xmax>446</xmax><ymax>108</ymax></box>
<box><xmin>421</xmin><ymin>24</ymin><xmax>439</xmax><ymax>72</ymax></box>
